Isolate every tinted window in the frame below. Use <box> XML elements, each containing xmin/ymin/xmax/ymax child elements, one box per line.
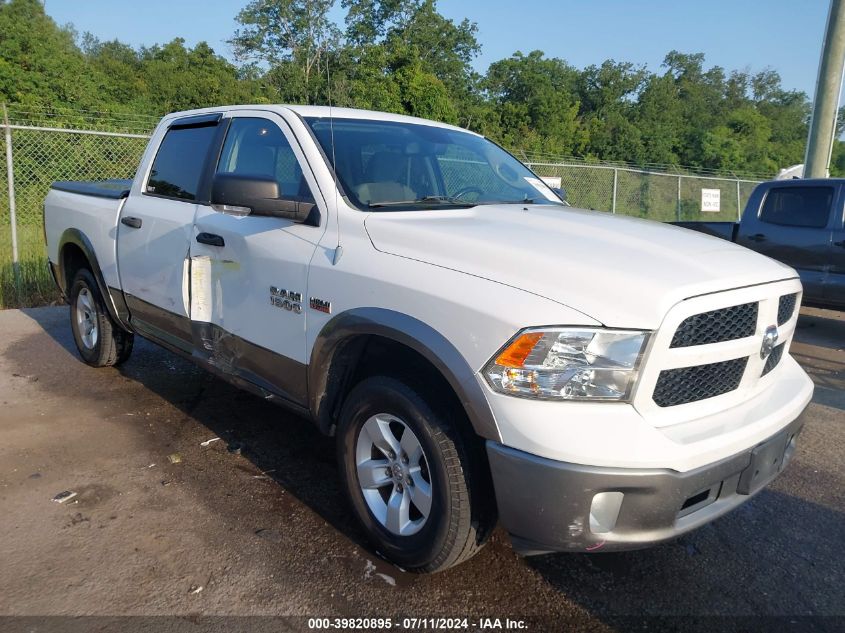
<box><xmin>759</xmin><ymin>186</ymin><xmax>833</xmax><ymax>228</ymax></box>
<box><xmin>146</xmin><ymin>124</ymin><xmax>218</xmax><ymax>201</ymax></box>
<box><xmin>217</xmin><ymin>118</ymin><xmax>314</xmax><ymax>202</ymax></box>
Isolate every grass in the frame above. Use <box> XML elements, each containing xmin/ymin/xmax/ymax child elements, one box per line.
<box><xmin>0</xmin><ymin>225</ymin><xmax>62</xmax><ymax>309</ymax></box>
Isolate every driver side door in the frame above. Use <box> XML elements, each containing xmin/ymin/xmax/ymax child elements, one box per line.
<box><xmin>189</xmin><ymin>111</ymin><xmax>326</xmax><ymax>406</ymax></box>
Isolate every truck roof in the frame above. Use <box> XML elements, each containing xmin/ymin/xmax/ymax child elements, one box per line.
<box><xmin>158</xmin><ymin>104</ymin><xmax>478</xmax><ymax>135</ymax></box>
<box><xmin>764</xmin><ymin>178</ymin><xmax>845</xmax><ymax>185</ymax></box>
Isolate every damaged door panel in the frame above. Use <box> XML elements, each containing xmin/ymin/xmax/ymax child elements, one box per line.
<box><xmin>189</xmin><ymin>111</ymin><xmax>327</xmax><ymax>405</ymax></box>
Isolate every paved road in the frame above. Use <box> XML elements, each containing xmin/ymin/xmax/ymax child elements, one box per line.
<box><xmin>0</xmin><ymin>306</ymin><xmax>842</xmax><ymax>631</ymax></box>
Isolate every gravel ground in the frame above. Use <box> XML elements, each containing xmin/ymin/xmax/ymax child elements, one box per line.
<box><xmin>0</xmin><ymin>306</ymin><xmax>842</xmax><ymax>632</ymax></box>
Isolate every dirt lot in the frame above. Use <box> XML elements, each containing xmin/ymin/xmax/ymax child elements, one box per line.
<box><xmin>0</xmin><ymin>306</ymin><xmax>843</xmax><ymax>632</ymax></box>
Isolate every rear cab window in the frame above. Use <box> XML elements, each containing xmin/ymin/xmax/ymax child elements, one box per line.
<box><xmin>146</xmin><ymin>122</ymin><xmax>219</xmax><ymax>201</ymax></box>
<box><xmin>759</xmin><ymin>186</ymin><xmax>834</xmax><ymax>229</ymax></box>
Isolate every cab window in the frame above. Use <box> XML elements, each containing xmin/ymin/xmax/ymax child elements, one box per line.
<box><xmin>759</xmin><ymin>186</ymin><xmax>833</xmax><ymax>229</ymax></box>
<box><xmin>217</xmin><ymin>118</ymin><xmax>315</xmax><ymax>204</ymax></box>
<box><xmin>146</xmin><ymin>124</ymin><xmax>218</xmax><ymax>201</ymax></box>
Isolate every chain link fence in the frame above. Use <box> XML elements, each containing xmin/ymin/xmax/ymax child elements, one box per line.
<box><xmin>525</xmin><ymin>162</ymin><xmax>762</xmax><ymax>223</ymax></box>
<box><xmin>0</xmin><ymin>111</ymin><xmax>765</xmax><ymax>308</ymax></box>
<box><xmin>0</xmin><ymin>119</ymin><xmax>150</xmax><ymax>307</ymax></box>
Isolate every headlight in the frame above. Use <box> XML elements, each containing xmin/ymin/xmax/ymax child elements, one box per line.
<box><xmin>484</xmin><ymin>328</ymin><xmax>649</xmax><ymax>401</ymax></box>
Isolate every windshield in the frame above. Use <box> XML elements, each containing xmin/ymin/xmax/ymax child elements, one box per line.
<box><xmin>304</xmin><ymin>117</ymin><xmax>564</xmax><ymax>211</ymax></box>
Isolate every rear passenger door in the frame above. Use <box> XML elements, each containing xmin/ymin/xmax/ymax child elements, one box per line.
<box><xmin>736</xmin><ymin>184</ymin><xmax>835</xmax><ymax>303</ymax></box>
<box><xmin>118</xmin><ymin>114</ymin><xmax>223</xmax><ymax>350</ymax></box>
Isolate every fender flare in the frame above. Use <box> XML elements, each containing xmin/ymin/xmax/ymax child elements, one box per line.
<box><xmin>308</xmin><ymin>307</ymin><xmax>501</xmax><ymax>442</ymax></box>
<box><xmin>58</xmin><ymin>228</ymin><xmax>131</xmax><ymax>330</ymax></box>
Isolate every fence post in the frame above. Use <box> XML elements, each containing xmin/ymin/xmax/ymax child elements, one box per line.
<box><xmin>612</xmin><ymin>168</ymin><xmax>618</xmax><ymax>213</ymax></box>
<box><xmin>677</xmin><ymin>175</ymin><xmax>682</xmax><ymax>221</ymax></box>
<box><xmin>2</xmin><ymin>103</ymin><xmax>19</xmax><ymax>278</ymax></box>
<box><xmin>736</xmin><ymin>179</ymin><xmax>742</xmax><ymax>221</ymax></box>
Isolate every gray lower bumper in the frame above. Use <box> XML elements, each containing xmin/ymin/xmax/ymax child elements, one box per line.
<box><xmin>486</xmin><ymin>412</ymin><xmax>806</xmax><ymax>555</ymax></box>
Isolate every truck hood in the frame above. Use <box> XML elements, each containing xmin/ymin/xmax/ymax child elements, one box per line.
<box><xmin>364</xmin><ymin>205</ymin><xmax>797</xmax><ymax>329</ymax></box>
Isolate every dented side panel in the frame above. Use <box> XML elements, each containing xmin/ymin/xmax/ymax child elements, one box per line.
<box><xmin>187</xmin><ymin>110</ymin><xmax>327</xmax><ymax>405</ymax></box>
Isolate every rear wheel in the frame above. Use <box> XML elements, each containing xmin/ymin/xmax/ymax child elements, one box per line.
<box><xmin>69</xmin><ymin>268</ymin><xmax>134</xmax><ymax>367</ymax></box>
<box><xmin>337</xmin><ymin>375</ymin><xmax>490</xmax><ymax>572</ymax></box>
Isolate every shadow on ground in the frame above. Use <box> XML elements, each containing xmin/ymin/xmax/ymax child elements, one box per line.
<box><xmin>16</xmin><ymin>306</ymin><xmax>370</xmax><ymax>550</ymax></box>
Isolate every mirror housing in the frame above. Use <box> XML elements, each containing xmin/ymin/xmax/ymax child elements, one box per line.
<box><xmin>210</xmin><ymin>173</ymin><xmax>314</xmax><ymax>222</ymax></box>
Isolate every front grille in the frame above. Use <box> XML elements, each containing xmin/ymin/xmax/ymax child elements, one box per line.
<box><xmin>778</xmin><ymin>293</ymin><xmax>798</xmax><ymax>325</ymax></box>
<box><xmin>653</xmin><ymin>357</ymin><xmax>748</xmax><ymax>407</ymax></box>
<box><xmin>762</xmin><ymin>343</ymin><xmax>785</xmax><ymax>376</ymax></box>
<box><xmin>670</xmin><ymin>302</ymin><xmax>758</xmax><ymax>348</ymax></box>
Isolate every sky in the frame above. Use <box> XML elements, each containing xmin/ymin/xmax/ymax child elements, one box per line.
<box><xmin>43</xmin><ymin>0</ymin><xmax>836</xmax><ymax>101</ymax></box>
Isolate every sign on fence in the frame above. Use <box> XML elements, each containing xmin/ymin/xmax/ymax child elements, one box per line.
<box><xmin>701</xmin><ymin>188</ymin><xmax>721</xmax><ymax>213</ymax></box>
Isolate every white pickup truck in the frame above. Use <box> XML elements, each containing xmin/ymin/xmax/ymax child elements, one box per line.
<box><xmin>44</xmin><ymin>105</ymin><xmax>813</xmax><ymax>572</ymax></box>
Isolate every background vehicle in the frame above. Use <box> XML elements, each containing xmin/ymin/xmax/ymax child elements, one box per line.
<box><xmin>674</xmin><ymin>178</ymin><xmax>845</xmax><ymax>310</ymax></box>
<box><xmin>44</xmin><ymin>105</ymin><xmax>813</xmax><ymax>572</ymax></box>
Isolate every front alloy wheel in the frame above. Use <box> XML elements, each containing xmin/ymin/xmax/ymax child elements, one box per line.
<box><xmin>356</xmin><ymin>413</ymin><xmax>433</xmax><ymax>536</ymax></box>
<box><xmin>337</xmin><ymin>375</ymin><xmax>491</xmax><ymax>573</ymax></box>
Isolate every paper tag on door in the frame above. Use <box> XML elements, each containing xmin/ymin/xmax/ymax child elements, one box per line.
<box><xmin>190</xmin><ymin>256</ymin><xmax>212</xmax><ymax>322</ymax></box>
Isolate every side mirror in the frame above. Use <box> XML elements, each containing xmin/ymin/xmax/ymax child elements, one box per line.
<box><xmin>210</xmin><ymin>173</ymin><xmax>313</xmax><ymax>222</ymax></box>
<box><xmin>551</xmin><ymin>187</ymin><xmax>567</xmax><ymax>202</ymax></box>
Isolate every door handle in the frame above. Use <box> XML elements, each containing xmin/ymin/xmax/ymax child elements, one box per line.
<box><xmin>196</xmin><ymin>232</ymin><xmax>225</xmax><ymax>247</ymax></box>
<box><xmin>120</xmin><ymin>216</ymin><xmax>142</xmax><ymax>229</ymax></box>
<box><xmin>835</xmin><ymin>240</ymin><xmax>845</xmax><ymax>248</ymax></box>
<box><xmin>748</xmin><ymin>233</ymin><xmax>766</xmax><ymax>242</ymax></box>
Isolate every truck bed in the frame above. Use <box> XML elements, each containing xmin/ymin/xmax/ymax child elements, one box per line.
<box><xmin>44</xmin><ymin>183</ymin><xmax>131</xmax><ymax>301</ymax></box>
<box><xmin>51</xmin><ymin>179</ymin><xmax>133</xmax><ymax>200</ymax></box>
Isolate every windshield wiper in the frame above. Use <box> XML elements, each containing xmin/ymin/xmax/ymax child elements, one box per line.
<box><xmin>483</xmin><ymin>197</ymin><xmax>566</xmax><ymax>206</ymax></box>
<box><xmin>368</xmin><ymin>195</ymin><xmax>474</xmax><ymax>209</ymax></box>
<box><xmin>491</xmin><ymin>198</ymin><xmax>536</xmax><ymax>205</ymax></box>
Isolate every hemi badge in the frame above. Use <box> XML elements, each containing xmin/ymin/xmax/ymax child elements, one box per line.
<box><xmin>309</xmin><ymin>297</ymin><xmax>331</xmax><ymax>314</ymax></box>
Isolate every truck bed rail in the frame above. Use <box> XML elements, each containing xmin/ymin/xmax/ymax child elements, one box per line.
<box><xmin>51</xmin><ymin>179</ymin><xmax>133</xmax><ymax>200</ymax></box>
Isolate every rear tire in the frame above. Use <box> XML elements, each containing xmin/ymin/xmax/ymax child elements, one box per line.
<box><xmin>337</xmin><ymin>375</ymin><xmax>490</xmax><ymax>572</ymax></box>
<box><xmin>69</xmin><ymin>268</ymin><xmax>134</xmax><ymax>367</ymax></box>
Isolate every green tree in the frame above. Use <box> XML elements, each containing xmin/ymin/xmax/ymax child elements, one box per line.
<box><xmin>138</xmin><ymin>39</ymin><xmax>265</xmax><ymax>112</ymax></box>
<box><xmin>82</xmin><ymin>36</ymin><xmax>146</xmax><ymax>108</ymax></box>
<box><xmin>484</xmin><ymin>51</ymin><xmax>585</xmax><ymax>155</ymax></box>
<box><xmin>577</xmin><ymin>60</ymin><xmax>647</xmax><ymax>161</ymax></box>
<box><xmin>339</xmin><ymin>0</ymin><xmax>479</xmax><ymax>125</ymax></box>
<box><xmin>0</xmin><ymin>0</ymin><xmax>817</xmax><ymax>177</ymax></box>
<box><xmin>635</xmin><ymin>73</ymin><xmax>682</xmax><ymax>164</ymax></box>
<box><xmin>0</xmin><ymin>0</ymin><xmax>102</xmax><ymax>108</ymax></box>
<box><xmin>230</xmin><ymin>0</ymin><xmax>340</xmax><ymax>104</ymax></box>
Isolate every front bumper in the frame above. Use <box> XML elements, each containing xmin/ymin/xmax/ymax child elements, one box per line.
<box><xmin>486</xmin><ymin>411</ymin><xmax>807</xmax><ymax>555</ymax></box>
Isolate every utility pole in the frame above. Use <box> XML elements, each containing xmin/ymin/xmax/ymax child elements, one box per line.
<box><xmin>805</xmin><ymin>0</ymin><xmax>845</xmax><ymax>178</ymax></box>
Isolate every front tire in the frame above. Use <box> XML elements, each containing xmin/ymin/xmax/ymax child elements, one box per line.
<box><xmin>337</xmin><ymin>376</ymin><xmax>490</xmax><ymax>572</ymax></box>
<box><xmin>69</xmin><ymin>268</ymin><xmax>134</xmax><ymax>367</ymax></box>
